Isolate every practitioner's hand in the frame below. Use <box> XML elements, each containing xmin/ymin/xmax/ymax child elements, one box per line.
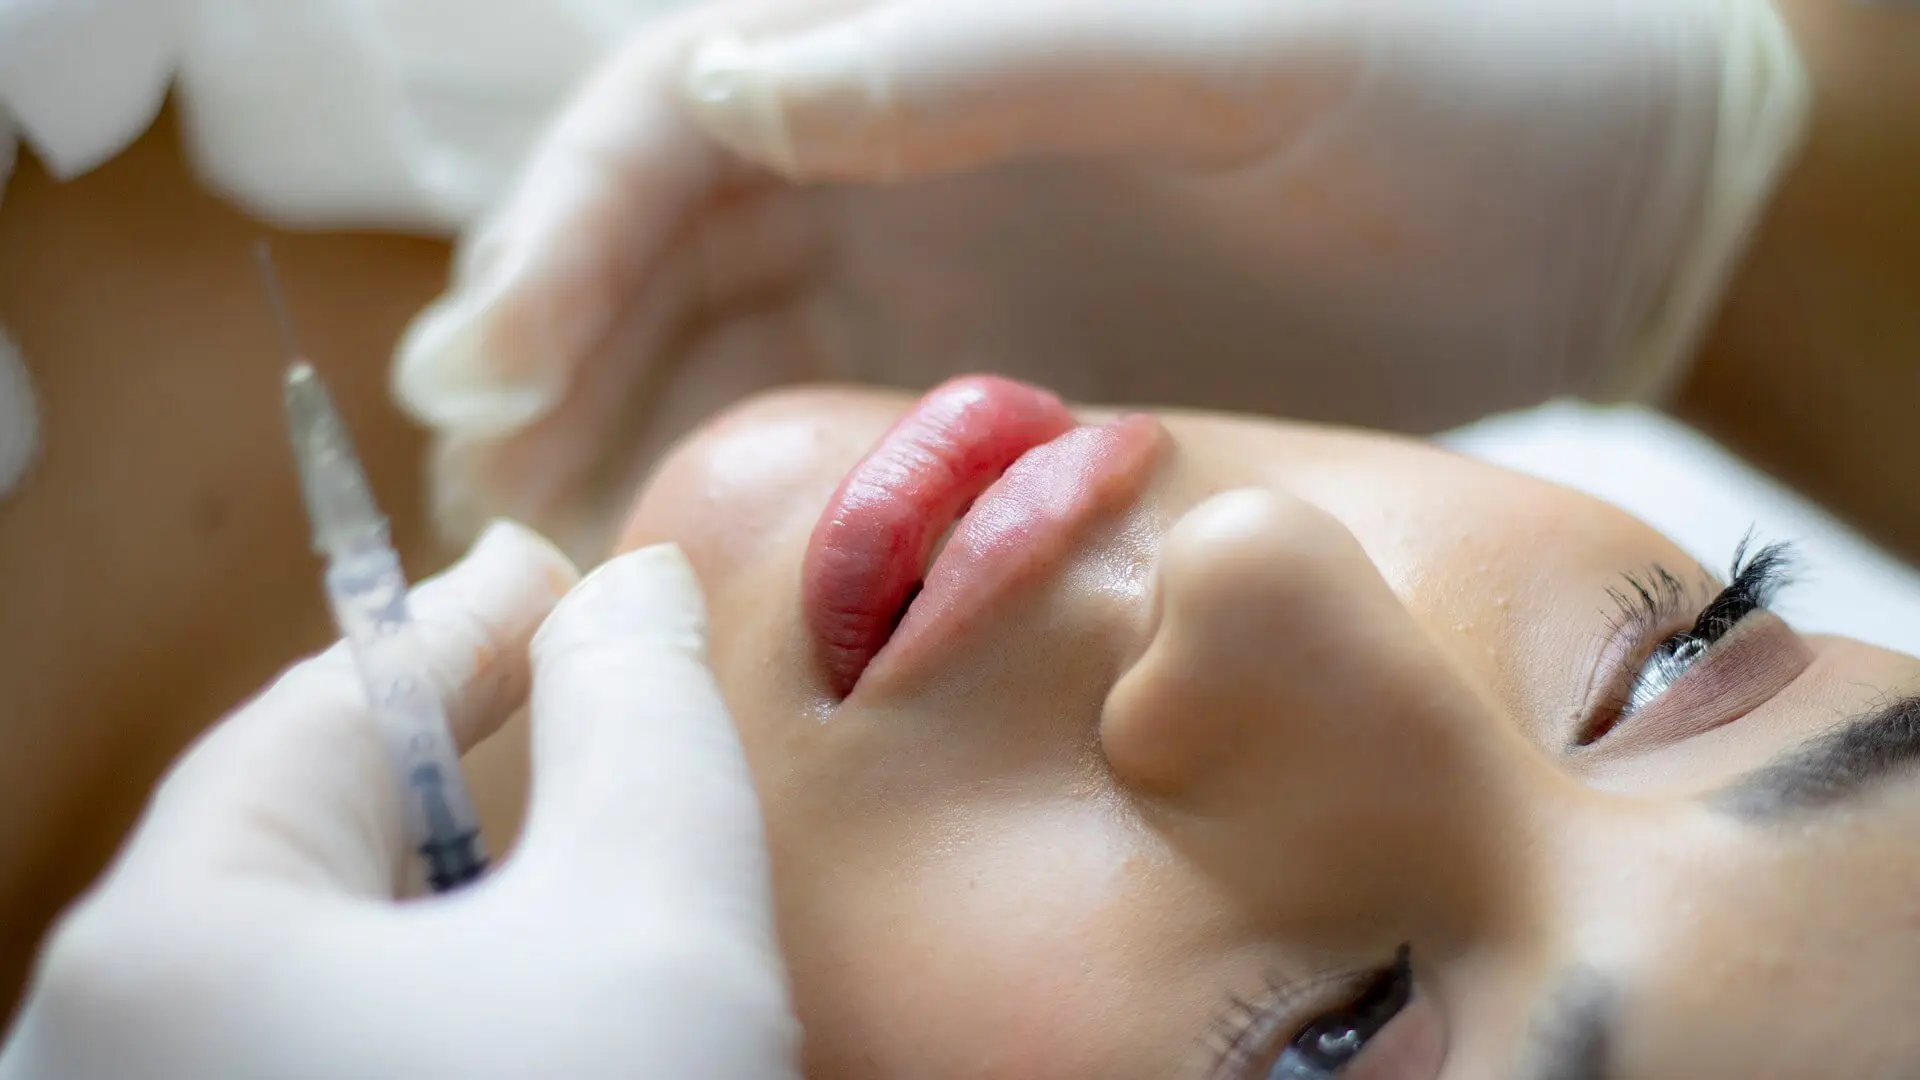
<box><xmin>393</xmin><ymin>0</ymin><xmax>1806</xmax><ymax>559</ymax></box>
<box><xmin>0</xmin><ymin>523</ymin><xmax>801</xmax><ymax>1080</ymax></box>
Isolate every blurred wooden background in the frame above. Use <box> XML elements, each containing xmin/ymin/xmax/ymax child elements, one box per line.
<box><xmin>0</xmin><ymin>104</ymin><xmax>458</xmax><ymax>1019</ymax></box>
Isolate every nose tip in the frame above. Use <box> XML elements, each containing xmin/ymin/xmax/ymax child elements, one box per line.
<box><xmin>1104</xmin><ymin>486</ymin><xmax>1411</xmax><ymax>797</ymax></box>
<box><xmin>1102</xmin><ymin>487</ymin><xmax>1544</xmax><ymax>925</ymax></box>
<box><xmin>1149</xmin><ymin>486</ymin><xmax>1361</xmax><ymax>642</ymax></box>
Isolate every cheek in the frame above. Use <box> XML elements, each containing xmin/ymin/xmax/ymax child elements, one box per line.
<box><xmin>776</xmin><ymin>801</ymin><xmax>1227</xmax><ymax>1079</ymax></box>
<box><xmin>1325</xmin><ymin>483</ymin><xmax>1680</xmax><ymax>749</ymax></box>
<box><xmin>614</xmin><ymin>387</ymin><xmax>908</xmax><ymax>568</ymax></box>
<box><xmin>617</xmin><ymin>411</ymin><xmax>837</xmax><ymax>564</ymax></box>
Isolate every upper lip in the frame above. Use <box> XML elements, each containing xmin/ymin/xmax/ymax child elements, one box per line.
<box><xmin>799</xmin><ymin>376</ymin><xmax>1163</xmax><ymax>698</ymax></box>
<box><xmin>799</xmin><ymin>376</ymin><xmax>1076</xmax><ymax>697</ymax></box>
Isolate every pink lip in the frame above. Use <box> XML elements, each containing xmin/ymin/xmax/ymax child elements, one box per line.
<box><xmin>802</xmin><ymin>376</ymin><xmax>1164</xmax><ymax>698</ymax></box>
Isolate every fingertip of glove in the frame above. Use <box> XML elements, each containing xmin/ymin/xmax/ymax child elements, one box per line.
<box><xmin>393</xmin><ymin>288</ymin><xmax>556</xmax><ymax>435</ymax></box>
<box><xmin>424</xmin><ymin>521</ymin><xmax>581</xmax><ymax>631</ymax></box>
<box><xmin>468</xmin><ymin>518</ymin><xmax>582</xmax><ymax>598</ymax></box>
<box><xmin>681</xmin><ymin>34</ymin><xmax>800</xmax><ymax>175</ymax></box>
<box><xmin>535</xmin><ymin>542</ymin><xmax>711</xmax><ymax>658</ymax></box>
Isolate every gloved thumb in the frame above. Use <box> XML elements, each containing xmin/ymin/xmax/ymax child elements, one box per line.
<box><xmin>514</xmin><ymin>544</ymin><xmax>779</xmax><ymax>941</ymax></box>
<box><xmin>678</xmin><ymin>0</ymin><xmax>1360</xmax><ymax>181</ymax></box>
<box><xmin>121</xmin><ymin>520</ymin><xmax>579</xmax><ymax>898</ymax></box>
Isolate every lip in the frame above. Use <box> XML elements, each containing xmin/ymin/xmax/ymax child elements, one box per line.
<box><xmin>802</xmin><ymin>376</ymin><xmax>1164</xmax><ymax>698</ymax></box>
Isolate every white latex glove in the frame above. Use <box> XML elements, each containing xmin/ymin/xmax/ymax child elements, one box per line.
<box><xmin>0</xmin><ymin>522</ymin><xmax>801</xmax><ymax>1080</ymax></box>
<box><xmin>392</xmin><ymin>0</ymin><xmax>1808</xmax><ymax>561</ymax></box>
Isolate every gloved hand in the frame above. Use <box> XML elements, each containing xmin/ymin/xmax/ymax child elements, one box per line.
<box><xmin>393</xmin><ymin>0</ymin><xmax>1808</xmax><ymax>560</ymax></box>
<box><xmin>0</xmin><ymin>522</ymin><xmax>801</xmax><ymax>1080</ymax></box>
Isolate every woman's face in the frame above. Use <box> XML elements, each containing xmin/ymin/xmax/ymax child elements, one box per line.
<box><xmin>617</xmin><ymin>378</ymin><xmax>1920</xmax><ymax>1080</ymax></box>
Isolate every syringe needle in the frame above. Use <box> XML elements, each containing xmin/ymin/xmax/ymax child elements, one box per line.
<box><xmin>253</xmin><ymin>240</ymin><xmax>304</xmax><ymax>362</ymax></box>
<box><xmin>253</xmin><ymin>241</ymin><xmax>385</xmax><ymax>558</ymax></box>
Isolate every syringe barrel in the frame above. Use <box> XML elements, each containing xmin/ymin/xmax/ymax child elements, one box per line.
<box><xmin>325</xmin><ymin>543</ymin><xmax>490</xmax><ymax>892</ymax></box>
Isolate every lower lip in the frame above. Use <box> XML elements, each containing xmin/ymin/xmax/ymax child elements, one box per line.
<box><xmin>802</xmin><ymin>378</ymin><xmax>1163</xmax><ymax>697</ymax></box>
<box><xmin>875</xmin><ymin>414</ymin><xmax>1164</xmax><ymax>692</ymax></box>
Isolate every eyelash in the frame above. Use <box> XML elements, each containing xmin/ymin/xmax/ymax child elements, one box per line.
<box><xmin>1577</xmin><ymin>533</ymin><xmax>1796</xmax><ymax>746</ymax></box>
<box><xmin>1205</xmin><ymin>947</ymin><xmax>1414</xmax><ymax>1080</ymax></box>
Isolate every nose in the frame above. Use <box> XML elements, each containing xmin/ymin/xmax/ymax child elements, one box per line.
<box><xmin>1102</xmin><ymin>488</ymin><xmax>1560</xmax><ymax>934</ymax></box>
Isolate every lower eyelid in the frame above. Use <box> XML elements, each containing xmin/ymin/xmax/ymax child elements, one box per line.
<box><xmin>1575</xmin><ymin>582</ymin><xmax>1777</xmax><ymax>750</ymax></box>
<box><xmin>1575</xmin><ymin>613</ymin><xmax>1812</xmax><ymax>761</ymax></box>
<box><xmin>1573</xmin><ymin>615</ymin><xmax>1698</xmax><ymax>748</ymax></box>
<box><xmin>1577</xmin><ymin>560</ymin><xmax>1778</xmax><ymax>739</ymax></box>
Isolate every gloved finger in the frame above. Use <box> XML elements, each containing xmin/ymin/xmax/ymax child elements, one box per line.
<box><xmin>421</xmin><ymin>247</ymin><xmax>700</xmax><ymax>556</ymax></box>
<box><xmin>120</xmin><ymin>521</ymin><xmax>579</xmax><ymax>898</ymax></box>
<box><xmin>422</xmin><ymin>186</ymin><xmax>831</xmax><ymax>561</ymax></box>
<box><xmin>514</xmin><ymin>544</ymin><xmax>778</xmax><ymax>941</ymax></box>
<box><xmin>391</xmin><ymin>26</ymin><xmax>725</xmax><ymax>441</ymax></box>
<box><xmin>391</xmin><ymin>0</ymin><xmax>861</xmax><ymax>440</ymax></box>
<box><xmin>679</xmin><ymin>0</ymin><xmax>1362</xmax><ymax>181</ymax></box>
<box><xmin>535</xmin><ymin>292</ymin><xmax>849</xmax><ymax>562</ymax></box>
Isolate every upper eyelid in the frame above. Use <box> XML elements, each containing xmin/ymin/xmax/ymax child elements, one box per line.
<box><xmin>1573</xmin><ymin>545</ymin><xmax>1801</xmax><ymax>748</ymax></box>
<box><xmin>1579</xmin><ymin>609</ymin><xmax>1811</xmax><ymax>760</ymax></box>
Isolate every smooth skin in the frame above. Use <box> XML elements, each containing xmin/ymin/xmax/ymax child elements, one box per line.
<box><xmin>609</xmin><ymin>385</ymin><xmax>1920</xmax><ymax>1079</ymax></box>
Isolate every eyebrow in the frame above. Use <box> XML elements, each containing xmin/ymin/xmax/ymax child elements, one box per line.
<box><xmin>1709</xmin><ymin>692</ymin><xmax>1920</xmax><ymax>820</ymax></box>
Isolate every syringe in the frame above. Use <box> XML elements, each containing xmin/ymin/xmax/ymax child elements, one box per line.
<box><xmin>256</xmin><ymin>243</ymin><xmax>489</xmax><ymax>894</ymax></box>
